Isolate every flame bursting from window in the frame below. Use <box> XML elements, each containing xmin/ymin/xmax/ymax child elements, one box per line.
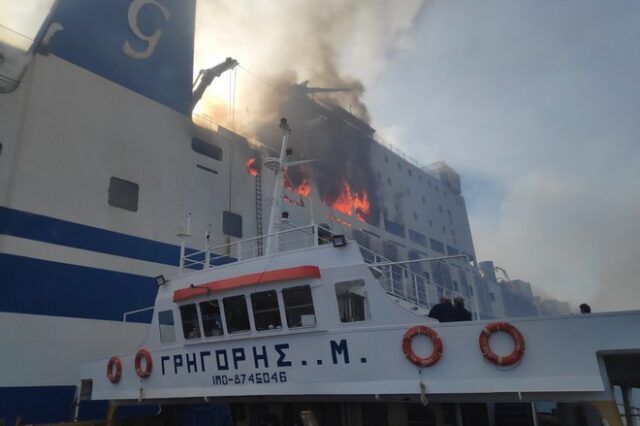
<box><xmin>246</xmin><ymin>158</ymin><xmax>259</xmax><ymax>176</ymax></box>
<box><xmin>283</xmin><ymin>171</ymin><xmax>312</xmax><ymax>197</ymax></box>
<box><xmin>323</xmin><ymin>178</ymin><xmax>370</xmax><ymax>222</ymax></box>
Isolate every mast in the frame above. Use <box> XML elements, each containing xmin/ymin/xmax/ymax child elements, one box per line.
<box><xmin>264</xmin><ymin>118</ymin><xmax>292</xmax><ymax>254</ymax></box>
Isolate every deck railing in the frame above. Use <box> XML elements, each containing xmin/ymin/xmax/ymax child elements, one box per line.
<box><xmin>358</xmin><ymin>246</ymin><xmax>474</xmax><ymax>314</ymax></box>
<box><xmin>180</xmin><ymin>223</ymin><xmax>475</xmax><ymax>316</ymax></box>
<box><xmin>181</xmin><ymin>223</ymin><xmax>324</xmax><ymax>271</ymax></box>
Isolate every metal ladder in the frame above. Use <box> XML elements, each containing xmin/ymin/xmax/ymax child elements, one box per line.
<box><xmin>255</xmin><ymin>168</ymin><xmax>263</xmax><ymax>256</ymax></box>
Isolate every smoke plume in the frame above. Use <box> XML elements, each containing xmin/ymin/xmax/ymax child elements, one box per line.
<box><xmin>194</xmin><ymin>0</ymin><xmax>425</xmax><ymax>130</ymax></box>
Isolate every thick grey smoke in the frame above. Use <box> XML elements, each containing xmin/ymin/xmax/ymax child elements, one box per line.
<box><xmin>195</xmin><ymin>0</ymin><xmax>425</xmax><ymax>226</ymax></box>
<box><xmin>194</xmin><ymin>0</ymin><xmax>425</xmax><ymax>128</ymax></box>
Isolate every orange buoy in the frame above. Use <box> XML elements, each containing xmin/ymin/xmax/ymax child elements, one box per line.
<box><xmin>106</xmin><ymin>356</ymin><xmax>122</xmax><ymax>383</ymax></box>
<box><xmin>402</xmin><ymin>325</ymin><xmax>443</xmax><ymax>368</ymax></box>
<box><xmin>479</xmin><ymin>321</ymin><xmax>525</xmax><ymax>366</ymax></box>
<box><xmin>135</xmin><ymin>348</ymin><xmax>153</xmax><ymax>378</ymax></box>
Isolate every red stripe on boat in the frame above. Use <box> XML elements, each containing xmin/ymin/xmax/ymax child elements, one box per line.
<box><xmin>173</xmin><ymin>265</ymin><xmax>321</xmax><ymax>302</ymax></box>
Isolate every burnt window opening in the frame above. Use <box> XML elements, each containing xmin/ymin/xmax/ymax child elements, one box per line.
<box><xmin>108</xmin><ymin>177</ymin><xmax>139</xmax><ymax>212</ymax></box>
<box><xmin>191</xmin><ymin>137</ymin><xmax>222</xmax><ymax>161</ymax></box>
<box><xmin>223</xmin><ymin>211</ymin><xmax>243</xmax><ymax>238</ymax></box>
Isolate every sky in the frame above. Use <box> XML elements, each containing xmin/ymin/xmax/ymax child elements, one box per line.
<box><xmin>191</xmin><ymin>0</ymin><xmax>640</xmax><ymax>311</ymax></box>
<box><xmin>364</xmin><ymin>1</ymin><xmax>640</xmax><ymax>310</ymax></box>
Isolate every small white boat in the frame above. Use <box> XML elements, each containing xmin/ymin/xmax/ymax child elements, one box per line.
<box><xmin>79</xmin><ymin>120</ymin><xmax>640</xmax><ymax>426</ymax></box>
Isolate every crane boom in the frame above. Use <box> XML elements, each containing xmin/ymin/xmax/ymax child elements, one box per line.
<box><xmin>191</xmin><ymin>57</ymin><xmax>239</xmax><ymax>112</ymax></box>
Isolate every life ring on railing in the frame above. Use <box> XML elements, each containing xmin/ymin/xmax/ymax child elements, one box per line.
<box><xmin>135</xmin><ymin>348</ymin><xmax>153</xmax><ymax>378</ymax></box>
<box><xmin>106</xmin><ymin>356</ymin><xmax>122</xmax><ymax>383</ymax></box>
<box><xmin>479</xmin><ymin>321</ymin><xmax>525</xmax><ymax>366</ymax></box>
<box><xmin>402</xmin><ymin>326</ymin><xmax>443</xmax><ymax>368</ymax></box>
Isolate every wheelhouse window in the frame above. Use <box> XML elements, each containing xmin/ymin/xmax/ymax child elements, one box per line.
<box><xmin>223</xmin><ymin>295</ymin><xmax>250</xmax><ymax>333</ymax></box>
<box><xmin>158</xmin><ymin>310</ymin><xmax>176</xmax><ymax>343</ymax></box>
<box><xmin>282</xmin><ymin>285</ymin><xmax>316</xmax><ymax>328</ymax></box>
<box><xmin>199</xmin><ymin>300</ymin><xmax>223</xmax><ymax>337</ymax></box>
<box><xmin>179</xmin><ymin>304</ymin><xmax>201</xmax><ymax>340</ymax></box>
<box><xmin>336</xmin><ymin>280</ymin><xmax>370</xmax><ymax>323</ymax></box>
<box><xmin>251</xmin><ymin>290</ymin><xmax>282</xmax><ymax>331</ymax></box>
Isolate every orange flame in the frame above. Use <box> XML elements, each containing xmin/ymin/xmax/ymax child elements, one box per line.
<box><xmin>246</xmin><ymin>158</ymin><xmax>258</xmax><ymax>176</ymax></box>
<box><xmin>283</xmin><ymin>170</ymin><xmax>312</xmax><ymax>197</ymax></box>
<box><xmin>323</xmin><ymin>177</ymin><xmax>370</xmax><ymax>222</ymax></box>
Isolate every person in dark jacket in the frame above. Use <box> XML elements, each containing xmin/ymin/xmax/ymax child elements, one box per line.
<box><xmin>428</xmin><ymin>297</ymin><xmax>454</xmax><ymax>322</ymax></box>
<box><xmin>450</xmin><ymin>296</ymin><xmax>472</xmax><ymax>321</ymax></box>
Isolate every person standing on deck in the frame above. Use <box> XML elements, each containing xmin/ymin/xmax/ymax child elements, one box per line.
<box><xmin>428</xmin><ymin>297</ymin><xmax>454</xmax><ymax>322</ymax></box>
<box><xmin>450</xmin><ymin>296</ymin><xmax>473</xmax><ymax>321</ymax></box>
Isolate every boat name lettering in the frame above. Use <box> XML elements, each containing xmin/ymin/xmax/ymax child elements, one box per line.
<box><xmin>159</xmin><ymin>340</ymin><xmax>351</xmax><ymax>376</ymax></box>
<box><xmin>159</xmin><ymin>343</ymin><xmax>292</xmax><ymax>376</ymax></box>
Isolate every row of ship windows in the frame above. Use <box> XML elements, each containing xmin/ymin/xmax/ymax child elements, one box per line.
<box><xmin>157</xmin><ymin>280</ymin><xmax>370</xmax><ymax>343</ymax></box>
<box><xmin>378</xmin><ymin>166</ymin><xmax>462</xmax><ymax>205</ymax></box>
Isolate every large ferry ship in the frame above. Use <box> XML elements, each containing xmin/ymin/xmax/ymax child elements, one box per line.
<box><xmin>1</xmin><ymin>1</ymin><xmax>638</xmax><ymax>425</ymax></box>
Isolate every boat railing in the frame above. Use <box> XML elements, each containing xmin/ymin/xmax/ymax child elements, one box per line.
<box><xmin>359</xmin><ymin>246</ymin><xmax>475</xmax><ymax>314</ymax></box>
<box><xmin>179</xmin><ymin>223</ymin><xmax>475</xmax><ymax>315</ymax></box>
<box><xmin>181</xmin><ymin>223</ymin><xmax>330</xmax><ymax>272</ymax></box>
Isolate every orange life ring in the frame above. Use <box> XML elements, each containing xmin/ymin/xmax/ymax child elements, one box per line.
<box><xmin>106</xmin><ymin>356</ymin><xmax>122</xmax><ymax>383</ymax></box>
<box><xmin>135</xmin><ymin>348</ymin><xmax>153</xmax><ymax>378</ymax></box>
<box><xmin>479</xmin><ymin>321</ymin><xmax>525</xmax><ymax>366</ymax></box>
<box><xmin>402</xmin><ymin>325</ymin><xmax>443</xmax><ymax>368</ymax></box>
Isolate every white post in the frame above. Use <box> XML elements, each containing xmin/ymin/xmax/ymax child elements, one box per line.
<box><xmin>266</xmin><ymin>119</ymin><xmax>291</xmax><ymax>255</ymax></box>
<box><xmin>177</xmin><ymin>212</ymin><xmax>191</xmax><ymax>274</ymax></box>
<box><xmin>204</xmin><ymin>228</ymin><xmax>211</xmax><ymax>269</ymax></box>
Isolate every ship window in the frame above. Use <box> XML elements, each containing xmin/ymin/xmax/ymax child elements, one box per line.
<box><xmin>336</xmin><ymin>279</ymin><xmax>370</xmax><ymax>323</ymax></box>
<box><xmin>179</xmin><ymin>304</ymin><xmax>201</xmax><ymax>340</ymax></box>
<box><xmin>223</xmin><ymin>211</ymin><xmax>243</xmax><ymax>238</ymax></box>
<box><xmin>191</xmin><ymin>138</ymin><xmax>222</xmax><ymax>161</ymax></box>
<box><xmin>251</xmin><ymin>290</ymin><xmax>282</xmax><ymax>331</ymax></box>
<box><xmin>199</xmin><ymin>300</ymin><xmax>223</xmax><ymax>337</ymax></box>
<box><xmin>223</xmin><ymin>295</ymin><xmax>250</xmax><ymax>333</ymax></box>
<box><xmin>282</xmin><ymin>285</ymin><xmax>316</xmax><ymax>328</ymax></box>
<box><xmin>158</xmin><ymin>310</ymin><xmax>176</xmax><ymax>343</ymax></box>
<box><xmin>108</xmin><ymin>177</ymin><xmax>139</xmax><ymax>212</ymax></box>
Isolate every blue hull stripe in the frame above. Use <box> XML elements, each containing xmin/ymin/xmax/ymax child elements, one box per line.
<box><xmin>0</xmin><ymin>385</ymin><xmax>159</xmax><ymax>424</ymax></box>
<box><xmin>0</xmin><ymin>206</ymin><xmax>181</xmax><ymax>266</ymax></box>
<box><xmin>0</xmin><ymin>253</ymin><xmax>157</xmax><ymax>322</ymax></box>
